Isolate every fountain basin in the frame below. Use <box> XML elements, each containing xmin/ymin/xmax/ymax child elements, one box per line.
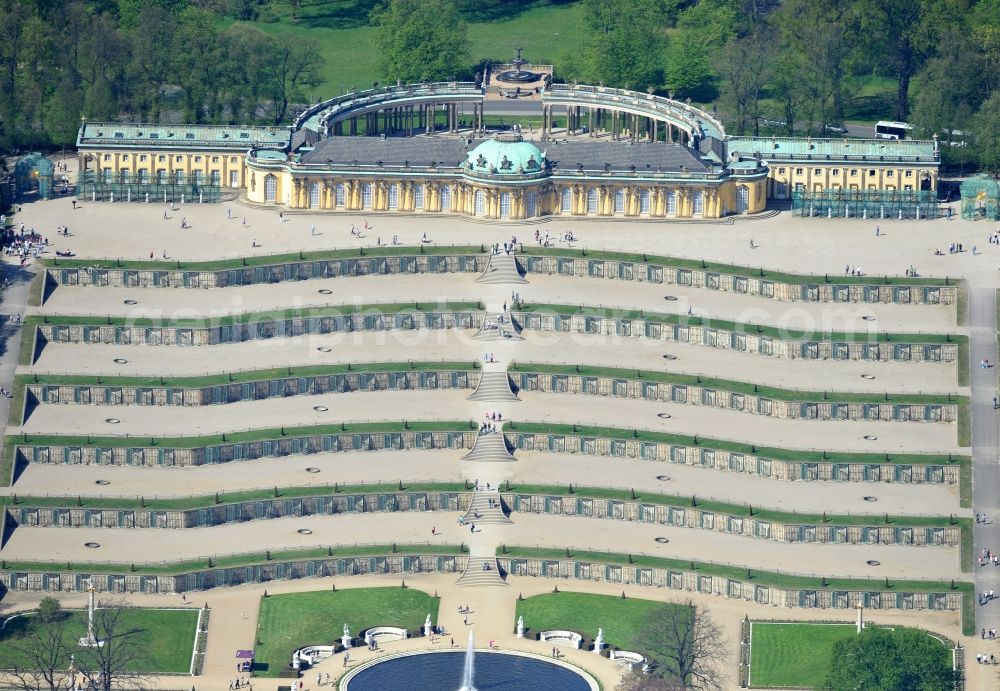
<box><xmin>340</xmin><ymin>649</ymin><xmax>597</xmax><ymax>690</ymax></box>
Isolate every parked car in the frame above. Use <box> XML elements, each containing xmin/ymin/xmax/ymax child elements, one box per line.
<box><xmin>824</xmin><ymin>124</ymin><xmax>847</xmax><ymax>134</ymax></box>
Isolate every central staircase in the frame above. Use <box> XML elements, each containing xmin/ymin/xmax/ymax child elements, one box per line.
<box><xmin>456</xmin><ymin>554</ymin><xmax>508</xmax><ymax>587</ymax></box>
<box><xmin>468</xmin><ymin>370</ymin><xmax>519</xmax><ymax>402</ymax></box>
<box><xmin>462</xmin><ymin>430</ymin><xmax>516</xmax><ymax>462</ymax></box>
<box><xmin>475</xmin><ymin>253</ymin><xmax>528</xmax><ymax>284</ymax></box>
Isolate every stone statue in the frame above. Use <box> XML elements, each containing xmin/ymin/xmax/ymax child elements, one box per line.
<box><xmin>343</xmin><ymin>624</ymin><xmax>350</xmax><ymax>638</ymax></box>
<box><xmin>516</xmin><ymin>616</ymin><xmax>525</xmax><ymax>638</ymax></box>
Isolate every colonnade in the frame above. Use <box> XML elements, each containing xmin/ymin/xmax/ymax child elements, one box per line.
<box><xmin>540</xmin><ymin>105</ymin><xmax>690</xmax><ymax>145</ymax></box>
<box><xmin>329</xmin><ymin>103</ymin><xmax>484</xmax><ymax>137</ymax></box>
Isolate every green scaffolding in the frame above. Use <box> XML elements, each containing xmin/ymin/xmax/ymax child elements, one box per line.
<box><xmin>960</xmin><ymin>174</ymin><xmax>1000</xmax><ymax>221</ymax></box>
<box><xmin>76</xmin><ymin>172</ymin><xmax>222</xmax><ymax>203</ymax></box>
<box><xmin>791</xmin><ymin>188</ymin><xmax>939</xmax><ymax>220</ymax></box>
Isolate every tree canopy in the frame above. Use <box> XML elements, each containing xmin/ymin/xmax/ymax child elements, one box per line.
<box><xmin>371</xmin><ymin>0</ymin><xmax>469</xmax><ymax>83</ymax></box>
<box><xmin>822</xmin><ymin>627</ymin><xmax>957</xmax><ymax>691</ymax></box>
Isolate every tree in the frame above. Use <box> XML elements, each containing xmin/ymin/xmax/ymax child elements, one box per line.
<box><xmin>583</xmin><ymin>0</ymin><xmax>663</xmax><ymax>91</ymax></box>
<box><xmin>263</xmin><ymin>33</ymin><xmax>324</xmax><ymax>125</ymax></box>
<box><xmin>822</xmin><ymin>627</ymin><xmax>958</xmax><ymax>691</ymax></box>
<box><xmin>75</xmin><ymin>599</ymin><xmax>151</xmax><ymax>691</ymax></box>
<box><xmin>909</xmin><ymin>29</ymin><xmax>984</xmax><ymax>141</ymax></box>
<box><xmin>855</xmin><ymin>0</ymin><xmax>944</xmax><ymax>121</ymax></box>
<box><xmin>371</xmin><ymin>0</ymin><xmax>469</xmax><ymax>83</ymax></box>
<box><xmin>663</xmin><ymin>0</ymin><xmax>737</xmax><ymax>98</ymax></box>
<box><xmin>972</xmin><ymin>92</ymin><xmax>1000</xmax><ymax>176</ymax></box>
<box><xmin>715</xmin><ymin>30</ymin><xmax>772</xmax><ymax>135</ymax></box>
<box><xmin>6</xmin><ymin>597</ymin><xmax>71</xmax><ymax>691</ymax></box>
<box><xmin>771</xmin><ymin>0</ymin><xmax>860</xmax><ymax>133</ymax></box>
<box><xmin>640</xmin><ymin>601</ymin><xmax>726</xmax><ymax>690</ymax></box>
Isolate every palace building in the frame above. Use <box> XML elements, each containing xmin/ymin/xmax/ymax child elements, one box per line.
<box><xmin>75</xmin><ymin>82</ymin><xmax>942</xmax><ymax>221</ymax></box>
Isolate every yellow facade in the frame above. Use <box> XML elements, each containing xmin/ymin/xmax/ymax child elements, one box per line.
<box><xmin>84</xmin><ymin>149</ymin><xmax>249</xmax><ymax>189</ymax></box>
<box><xmin>766</xmin><ymin>163</ymin><xmax>938</xmax><ymax>200</ymax></box>
<box><xmin>244</xmin><ymin>162</ymin><xmax>767</xmax><ymax>221</ymax></box>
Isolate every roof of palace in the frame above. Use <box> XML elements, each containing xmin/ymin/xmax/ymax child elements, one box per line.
<box><xmin>298</xmin><ymin>135</ymin><xmax>712</xmax><ymax>174</ymax></box>
<box><xmin>465</xmin><ymin>137</ymin><xmax>544</xmax><ymax>175</ymax></box>
<box><xmin>726</xmin><ymin>137</ymin><xmax>939</xmax><ymax>163</ymax></box>
<box><xmin>77</xmin><ymin>122</ymin><xmax>289</xmax><ymax>149</ymax></box>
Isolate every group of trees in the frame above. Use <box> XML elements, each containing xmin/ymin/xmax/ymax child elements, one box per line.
<box><xmin>0</xmin><ymin>0</ymin><xmax>323</xmax><ymax>152</ymax></box>
<box><xmin>571</xmin><ymin>0</ymin><xmax>998</xmax><ymax>157</ymax></box>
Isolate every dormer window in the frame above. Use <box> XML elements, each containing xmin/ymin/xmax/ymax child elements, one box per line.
<box><xmin>240</xmin><ymin>132</ymin><xmax>250</xmax><ymax>139</ymax></box>
<box><xmin>185</xmin><ymin>133</ymin><xmax>195</xmax><ymax>139</ymax></box>
<box><xmin>113</xmin><ymin>132</ymin><xmax>124</xmax><ymax>139</ymax></box>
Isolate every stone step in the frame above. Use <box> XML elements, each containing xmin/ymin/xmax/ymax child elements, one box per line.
<box><xmin>472</xmin><ymin>324</ymin><xmax>522</xmax><ymax>341</ymax></box>
<box><xmin>456</xmin><ymin>557</ymin><xmax>508</xmax><ymax>587</ymax></box>
<box><xmin>468</xmin><ymin>371</ymin><xmax>520</xmax><ymax>402</ymax></box>
<box><xmin>475</xmin><ymin>254</ymin><xmax>528</xmax><ymax>284</ymax></box>
<box><xmin>462</xmin><ymin>432</ymin><xmax>516</xmax><ymax>462</ymax></box>
<box><xmin>462</xmin><ymin>490</ymin><xmax>511</xmax><ymax>525</ymax></box>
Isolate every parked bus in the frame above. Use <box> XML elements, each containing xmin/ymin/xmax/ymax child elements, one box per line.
<box><xmin>874</xmin><ymin>121</ymin><xmax>913</xmax><ymax>140</ymax></box>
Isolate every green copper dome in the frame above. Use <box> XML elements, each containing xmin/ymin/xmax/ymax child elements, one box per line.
<box><xmin>466</xmin><ymin>134</ymin><xmax>545</xmax><ymax>175</ymax></box>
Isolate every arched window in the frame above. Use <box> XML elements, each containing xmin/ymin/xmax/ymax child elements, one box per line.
<box><xmin>362</xmin><ymin>184</ymin><xmax>372</xmax><ymax>209</ymax></box>
<box><xmin>441</xmin><ymin>186</ymin><xmax>452</xmax><ymax>211</ymax></box>
<box><xmin>666</xmin><ymin>190</ymin><xmax>676</xmax><ymax>215</ymax></box>
<box><xmin>309</xmin><ymin>182</ymin><xmax>320</xmax><ymax>209</ymax></box>
<box><xmin>388</xmin><ymin>184</ymin><xmax>399</xmax><ymax>209</ymax></box>
<box><xmin>500</xmin><ymin>192</ymin><xmax>511</xmax><ymax>218</ymax></box>
<box><xmin>335</xmin><ymin>183</ymin><xmax>345</xmax><ymax>207</ymax></box>
<box><xmin>526</xmin><ymin>190</ymin><xmax>537</xmax><ymax>217</ymax></box>
<box><xmin>414</xmin><ymin>184</ymin><xmax>424</xmax><ymax>210</ymax></box>
<box><xmin>264</xmin><ymin>174</ymin><xmax>277</xmax><ymax>202</ymax></box>
<box><xmin>736</xmin><ymin>185</ymin><xmax>749</xmax><ymax>213</ymax></box>
<box><xmin>586</xmin><ymin>188</ymin><xmax>598</xmax><ymax>213</ymax></box>
<box><xmin>474</xmin><ymin>190</ymin><xmax>485</xmax><ymax>216</ymax></box>
<box><xmin>614</xmin><ymin>189</ymin><xmax>625</xmax><ymax>213</ymax></box>
<box><xmin>692</xmin><ymin>191</ymin><xmax>704</xmax><ymax>215</ymax></box>
<box><xmin>640</xmin><ymin>190</ymin><xmax>650</xmax><ymax>215</ymax></box>
<box><xmin>561</xmin><ymin>188</ymin><xmax>571</xmax><ymax>213</ymax></box>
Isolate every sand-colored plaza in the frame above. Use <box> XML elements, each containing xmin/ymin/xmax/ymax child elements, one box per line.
<box><xmin>2</xmin><ymin>170</ymin><xmax>1000</xmax><ymax>689</ymax></box>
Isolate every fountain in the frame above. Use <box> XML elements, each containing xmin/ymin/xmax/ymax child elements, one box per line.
<box><xmin>341</xmin><ymin>628</ymin><xmax>595</xmax><ymax>690</ymax></box>
<box><xmin>497</xmin><ymin>48</ymin><xmax>539</xmax><ymax>84</ymax></box>
<box><xmin>459</xmin><ymin>630</ymin><xmax>476</xmax><ymax>691</ymax></box>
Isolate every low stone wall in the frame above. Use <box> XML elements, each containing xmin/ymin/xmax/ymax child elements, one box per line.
<box><xmin>44</xmin><ymin>254</ymin><xmax>956</xmax><ymax>308</ymax></box>
<box><xmin>0</xmin><ymin>553</ymin><xmax>467</xmax><ymax>593</ymax></box>
<box><xmin>16</xmin><ymin>429</ymin><xmax>478</xmax><ymax>468</ymax></box>
<box><xmin>514</xmin><ymin>371</ymin><xmax>956</xmax><ymax>423</ymax></box>
<box><xmin>34</xmin><ymin>310</ymin><xmax>482</xmax><ymax>348</ymax></box>
<box><xmin>503</xmin><ymin>494</ymin><xmax>960</xmax><ymax>546</ymax></box>
<box><xmin>5</xmin><ymin>490</ymin><xmax>956</xmax><ymax>548</ymax></box>
<box><xmin>520</xmin><ymin>255</ymin><xmax>956</xmax><ymax>305</ymax></box>
<box><xmin>505</xmin><ymin>432</ymin><xmax>961</xmax><ymax>485</ymax></box>
<box><xmin>498</xmin><ymin>557</ymin><xmax>962</xmax><ymax>613</ymax></box>
<box><xmin>26</xmin><ymin>370</ymin><xmax>479</xmax><ymax>408</ymax></box>
<box><xmin>513</xmin><ymin>311</ymin><xmax>957</xmax><ymax>364</ymax></box>
<box><xmin>46</xmin><ymin>254</ymin><xmax>486</xmax><ymax>289</ymax></box>
<box><xmin>6</xmin><ymin>491</ymin><xmax>473</xmax><ymax>529</ymax></box>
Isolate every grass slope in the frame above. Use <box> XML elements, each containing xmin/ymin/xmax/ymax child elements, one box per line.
<box><xmin>748</xmin><ymin>622</ymin><xmax>856</xmax><ymax>688</ymax></box>
<box><xmin>515</xmin><ymin>591</ymin><xmax>685</xmax><ymax>654</ymax></box>
<box><xmin>255</xmin><ymin>587</ymin><xmax>439</xmax><ymax>677</ymax></box>
<box><xmin>0</xmin><ymin>608</ymin><xmax>198</xmax><ymax>674</ymax></box>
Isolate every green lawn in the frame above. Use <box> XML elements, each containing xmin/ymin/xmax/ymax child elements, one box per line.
<box><xmin>223</xmin><ymin>1</ymin><xmax>587</xmax><ymax>94</ymax></box>
<box><xmin>255</xmin><ymin>587</ymin><xmax>439</xmax><ymax>677</ymax></box>
<box><xmin>515</xmin><ymin>592</ymin><xmax>685</xmax><ymax>655</ymax></box>
<box><xmin>749</xmin><ymin>622</ymin><xmax>856</xmax><ymax>688</ymax></box>
<box><xmin>0</xmin><ymin>608</ymin><xmax>198</xmax><ymax>674</ymax></box>
<box><xmin>748</xmin><ymin>622</ymin><xmax>952</xmax><ymax>689</ymax></box>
